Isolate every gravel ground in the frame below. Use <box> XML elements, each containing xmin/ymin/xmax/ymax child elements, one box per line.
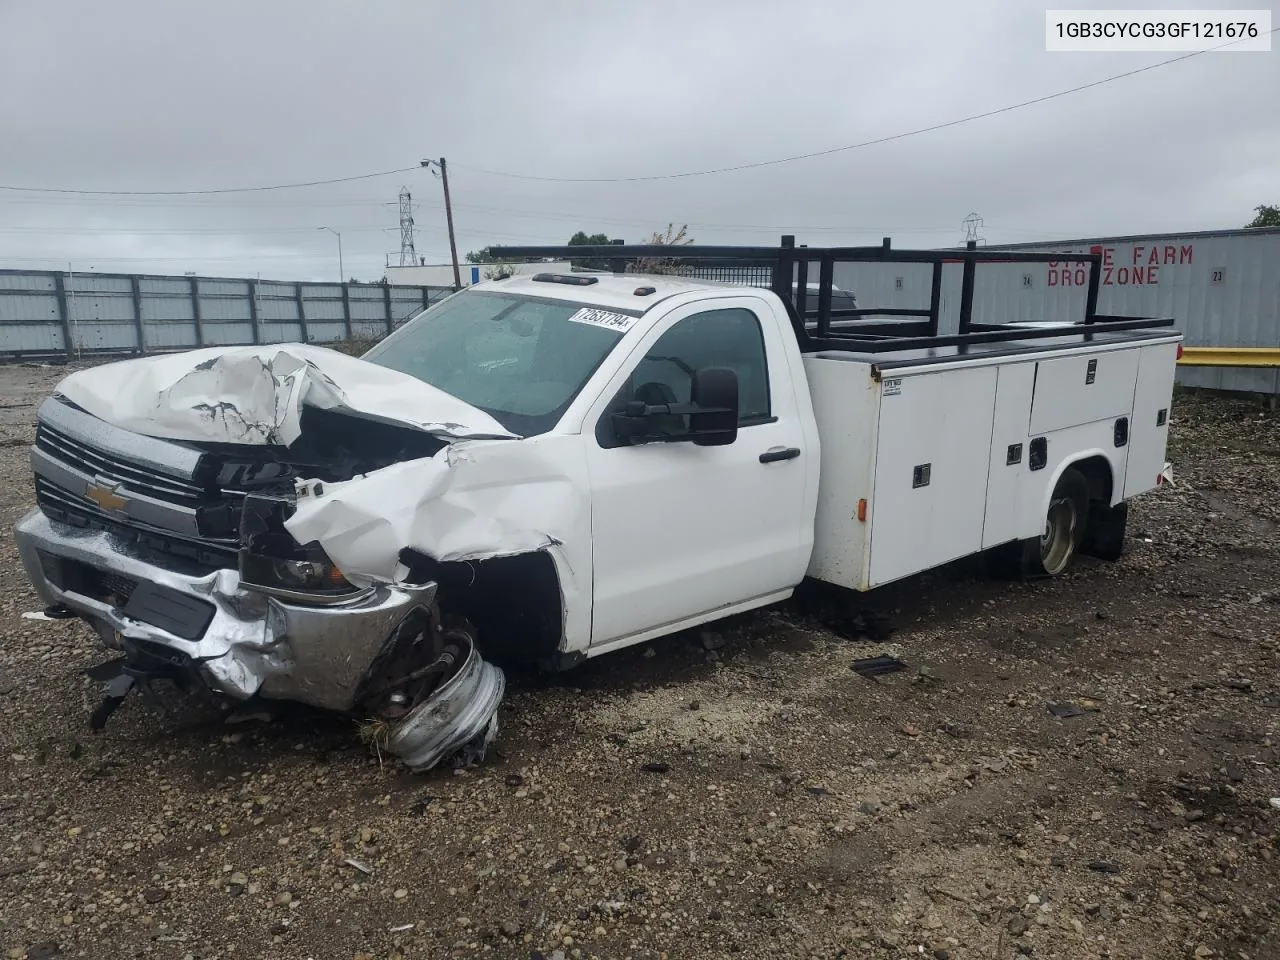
<box><xmin>0</xmin><ymin>363</ymin><xmax>1277</xmax><ymax>960</ymax></box>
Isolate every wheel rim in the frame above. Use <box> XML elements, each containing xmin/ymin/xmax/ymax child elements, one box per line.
<box><xmin>1040</xmin><ymin>496</ymin><xmax>1079</xmax><ymax>575</ymax></box>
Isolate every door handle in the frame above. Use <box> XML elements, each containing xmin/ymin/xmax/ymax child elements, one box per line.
<box><xmin>760</xmin><ymin>446</ymin><xmax>801</xmax><ymax>463</ymax></box>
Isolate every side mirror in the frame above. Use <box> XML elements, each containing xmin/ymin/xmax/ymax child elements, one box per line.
<box><xmin>607</xmin><ymin>367</ymin><xmax>739</xmax><ymax>446</ymax></box>
<box><xmin>689</xmin><ymin>366</ymin><xmax>738</xmax><ymax>446</ymax></box>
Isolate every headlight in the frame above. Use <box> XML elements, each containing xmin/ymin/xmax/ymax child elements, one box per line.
<box><xmin>238</xmin><ymin>494</ymin><xmax>357</xmax><ymax>601</ymax></box>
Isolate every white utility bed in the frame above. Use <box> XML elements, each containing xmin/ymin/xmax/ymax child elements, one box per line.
<box><xmin>802</xmin><ymin>330</ymin><xmax>1180</xmax><ymax>591</ymax></box>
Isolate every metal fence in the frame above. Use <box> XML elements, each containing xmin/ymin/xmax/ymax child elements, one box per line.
<box><xmin>0</xmin><ymin>269</ymin><xmax>457</xmax><ymax>360</ymax></box>
<box><xmin>683</xmin><ymin>264</ymin><xmax>775</xmax><ymax>286</ymax></box>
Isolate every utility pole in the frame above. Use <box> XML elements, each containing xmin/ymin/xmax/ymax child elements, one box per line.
<box><xmin>439</xmin><ymin>158</ymin><xmax>461</xmax><ymax>288</ymax></box>
<box><xmin>422</xmin><ymin>157</ymin><xmax>462</xmax><ymax>288</ymax></box>
<box><xmin>318</xmin><ymin>226</ymin><xmax>344</xmax><ymax>281</ymax></box>
<box><xmin>67</xmin><ymin>262</ymin><xmax>80</xmax><ymax>360</ymax></box>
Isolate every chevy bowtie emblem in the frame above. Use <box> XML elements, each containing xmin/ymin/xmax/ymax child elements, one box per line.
<box><xmin>84</xmin><ymin>482</ymin><xmax>127</xmax><ymax>512</ymax></box>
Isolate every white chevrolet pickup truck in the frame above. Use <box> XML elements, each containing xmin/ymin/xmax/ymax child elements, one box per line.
<box><xmin>13</xmin><ymin>238</ymin><xmax>1182</xmax><ymax>770</ymax></box>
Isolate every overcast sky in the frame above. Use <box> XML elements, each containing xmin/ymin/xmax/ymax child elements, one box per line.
<box><xmin>1</xmin><ymin>0</ymin><xmax>1276</xmax><ymax>281</ymax></box>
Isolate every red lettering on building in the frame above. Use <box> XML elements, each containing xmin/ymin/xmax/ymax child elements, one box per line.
<box><xmin>1047</xmin><ymin>242</ymin><xmax>1189</xmax><ymax>286</ymax></box>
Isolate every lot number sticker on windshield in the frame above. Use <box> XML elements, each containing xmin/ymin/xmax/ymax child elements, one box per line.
<box><xmin>566</xmin><ymin>307</ymin><xmax>635</xmax><ymax>332</ymax></box>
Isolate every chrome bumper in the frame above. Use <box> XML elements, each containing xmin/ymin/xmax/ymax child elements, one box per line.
<box><xmin>14</xmin><ymin>507</ymin><xmax>436</xmax><ymax>713</ymax></box>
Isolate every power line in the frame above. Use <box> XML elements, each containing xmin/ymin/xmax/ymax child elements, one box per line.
<box><xmin>0</xmin><ymin>253</ymin><xmax>396</xmax><ymax>263</ymax></box>
<box><xmin>0</xmin><ymin>196</ymin><xmax>405</xmax><ymax>208</ymax></box>
<box><xmin>0</xmin><ymin>165</ymin><xmax>420</xmax><ymax>197</ymax></box>
<box><xmin>449</xmin><ymin>31</ymin><xmax>1278</xmax><ymax>183</ymax></box>
<box><xmin>0</xmin><ymin>224</ymin><xmax>400</xmax><ymax>236</ymax></box>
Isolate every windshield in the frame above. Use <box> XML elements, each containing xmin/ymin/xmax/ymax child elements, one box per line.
<box><xmin>360</xmin><ymin>290</ymin><xmax>633</xmax><ymax>436</ymax></box>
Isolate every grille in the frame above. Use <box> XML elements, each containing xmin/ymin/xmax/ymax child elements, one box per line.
<box><xmin>36</xmin><ymin>420</ymin><xmax>206</xmax><ymax>507</ymax></box>
<box><xmin>39</xmin><ymin>551</ymin><xmax>138</xmax><ymax>604</ymax></box>
<box><xmin>100</xmin><ymin>571</ymin><xmax>138</xmax><ymax>602</ymax></box>
<box><xmin>35</xmin><ymin>477</ymin><xmax>237</xmax><ymax>574</ymax></box>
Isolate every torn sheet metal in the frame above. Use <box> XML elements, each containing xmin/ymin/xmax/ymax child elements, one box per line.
<box><xmin>53</xmin><ymin>343</ymin><xmax>517</xmax><ymax>446</ymax></box>
<box><xmin>286</xmin><ymin>436</ymin><xmax>579</xmax><ymax>572</ymax></box>
<box><xmin>285</xmin><ymin>432</ymin><xmax>595</xmax><ymax>652</ymax></box>
<box><xmin>277</xmin><ymin>437</ymin><xmax>582</xmax><ymax>631</ymax></box>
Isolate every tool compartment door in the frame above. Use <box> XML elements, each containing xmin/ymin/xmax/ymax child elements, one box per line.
<box><xmin>867</xmin><ymin>365</ymin><xmax>998</xmax><ymax>587</ymax></box>
<box><xmin>1028</xmin><ymin>348</ymin><xmax>1141</xmax><ymax>435</ymax></box>
<box><xmin>1122</xmin><ymin>341</ymin><xmax>1180</xmax><ymax>498</ymax></box>
<box><xmin>981</xmin><ymin>360</ymin><xmax>1038</xmax><ymax>549</ymax></box>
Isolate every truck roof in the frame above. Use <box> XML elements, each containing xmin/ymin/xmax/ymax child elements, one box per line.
<box><xmin>480</xmin><ymin>271</ymin><xmax>739</xmax><ymax>312</ymax></box>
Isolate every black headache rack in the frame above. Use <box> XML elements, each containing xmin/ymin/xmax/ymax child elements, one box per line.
<box><xmin>487</xmin><ymin>235</ymin><xmax>1177</xmax><ymax>354</ymax></box>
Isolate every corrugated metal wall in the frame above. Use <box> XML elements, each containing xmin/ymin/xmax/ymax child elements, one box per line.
<box><xmin>828</xmin><ymin>227</ymin><xmax>1280</xmax><ymax>394</ymax></box>
<box><xmin>0</xmin><ymin>269</ymin><xmax>456</xmax><ymax>359</ymax></box>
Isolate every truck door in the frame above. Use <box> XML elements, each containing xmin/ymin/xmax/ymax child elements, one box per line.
<box><xmin>585</xmin><ymin>298</ymin><xmax>812</xmax><ymax>649</ymax></box>
<box><xmin>1123</xmin><ymin>341</ymin><xmax>1180</xmax><ymax>498</ymax></box>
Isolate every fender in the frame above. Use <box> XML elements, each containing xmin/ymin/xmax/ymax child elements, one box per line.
<box><xmin>1033</xmin><ymin>446</ymin><xmax>1118</xmax><ymax>526</ymax></box>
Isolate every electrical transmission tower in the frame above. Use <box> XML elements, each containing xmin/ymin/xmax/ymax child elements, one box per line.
<box><xmin>398</xmin><ymin>187</ymin><xmax>417</xmax><ymax>266</ymax></box>
<box><xmin>961</xmin><ymin>212</ymin><xmax>985</xmax><ymax>246</ymax></box>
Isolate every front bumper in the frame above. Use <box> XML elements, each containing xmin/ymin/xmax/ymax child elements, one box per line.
<box><xmin>14</xmin><ymin>507</ymin><xmax>436</xmax><ymax>713</ymax></box>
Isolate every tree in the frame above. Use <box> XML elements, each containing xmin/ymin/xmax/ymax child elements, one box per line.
<box><xmin>483</xmin><ymin>262</ymin><xmax>517</xmax><ymax>280</ymax></box>
<box><xmin>1245</xmin><ymin>204</ymin><xmax>1280</xmax><ymax>228</ymax></box>
<box><xmin>567</xmin><ymin>231</ymin><xmax>617</xmax><ymax>269</ymax></box>
<box><xmin>465</xmin><ymin>247</ymin><xmax>528</xmax><ymax>280</ymax></box>
<box><xmin>627</xmin><ymin>223</ymin><xmax>694</xmax><ymax>276</ymax></box>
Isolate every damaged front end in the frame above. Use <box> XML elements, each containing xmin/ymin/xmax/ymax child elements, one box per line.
<box><xmin>15</xmin><ymin>389</ymin><xmax>506</xmax><ymax>772</ymax></box>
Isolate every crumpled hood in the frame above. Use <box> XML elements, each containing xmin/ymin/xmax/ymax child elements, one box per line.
<box><xmin>53</xmin><ymin>343</ymin><xmax>517</xmax><ymax>446</ymax></box>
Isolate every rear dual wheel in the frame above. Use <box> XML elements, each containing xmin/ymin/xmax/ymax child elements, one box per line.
<box><xmin>1025</xmin><ymin>468</ymin><xmax>1090</xmax><ymax>577</ymax></box>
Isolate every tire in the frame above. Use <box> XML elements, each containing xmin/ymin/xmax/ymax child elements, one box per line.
<box><xmin>1082</xmin><ymin>499</ymin><xmax>1127</xmax><ymax>561</ymax></box>
<box><xmin>1022</xmin><ymin>468</ymin><xmax>1090</xmax><ymax>577</ymax></box>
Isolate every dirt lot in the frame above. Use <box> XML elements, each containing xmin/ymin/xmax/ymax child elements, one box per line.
<box><xmin>0</xmin><ymin>362</ymin><xmax>1276</xmax><ymax>960</ymax></box>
